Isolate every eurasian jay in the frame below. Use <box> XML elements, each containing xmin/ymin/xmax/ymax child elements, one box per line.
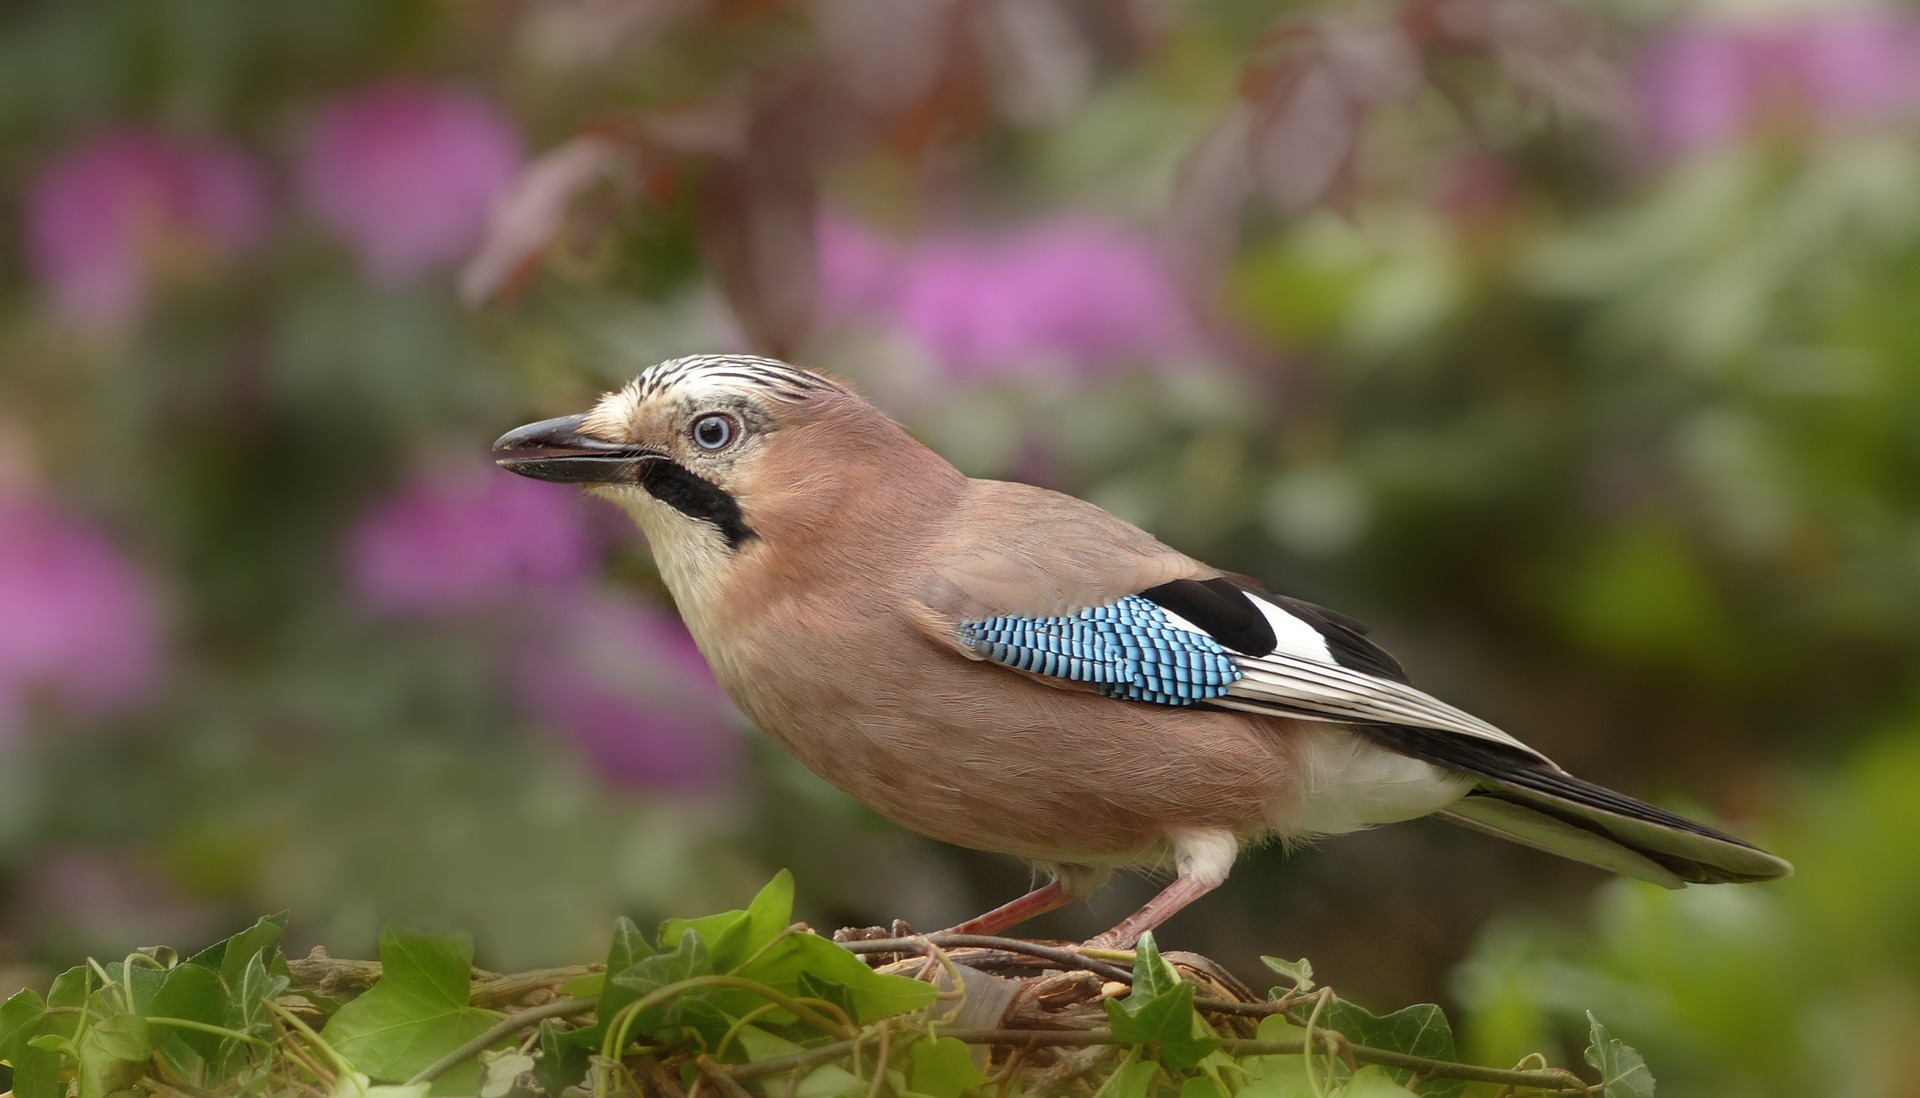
<box><xmin>494</xmin><ymin>354</ymin><xmax>1790</xmax><ymax>947</ymax></box>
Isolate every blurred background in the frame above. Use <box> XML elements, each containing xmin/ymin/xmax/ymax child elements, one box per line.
<box><xmin>2</xmin><ymin>0</ymin><xmax>1917</xmax><ymax>1093</ymax></box>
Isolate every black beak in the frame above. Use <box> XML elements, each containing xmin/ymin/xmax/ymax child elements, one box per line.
<box><xmin>492</xmin><ymin>414</ymin><xmax>662</xmax><ymax>484</ymax></box>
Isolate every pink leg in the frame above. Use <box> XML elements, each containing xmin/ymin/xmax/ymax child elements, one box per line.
<box><xmin>1084</xmin><ymin>874</ymin><xmax>1218</xmax><ymax>949</ymax></box>
<box><xmin>944</xmin><ymin>878</ymin><xmax>1077</xmax><ymax>937</ymax></box>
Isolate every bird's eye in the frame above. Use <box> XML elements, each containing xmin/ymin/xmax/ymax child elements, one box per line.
<box><xmin>690</xmin><ymin>412</ymin><xmax>740</xmax><ymax>452</ymax></box>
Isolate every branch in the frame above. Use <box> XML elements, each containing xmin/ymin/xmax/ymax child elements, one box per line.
<box><xmin>727</xmin><ymin>1027</ymin><xmax>1596</xmax><ymax>1093</ymax></box>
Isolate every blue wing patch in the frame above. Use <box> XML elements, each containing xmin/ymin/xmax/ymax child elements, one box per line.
<box><xmin>958</xmin><ymin>595</ymin><xmax>1243</xmax><ymax>706</ymax></box>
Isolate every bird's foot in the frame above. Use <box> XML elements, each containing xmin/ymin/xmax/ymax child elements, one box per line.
<box><xmin>831</xmin><ymin>919</ymin><xmax>917</xmax><ymax>943</ymax></box>
<box><xmin>1080</xmin><ymin>929</ymin><xmax>1140</xmax><ymax>952</ymax></box>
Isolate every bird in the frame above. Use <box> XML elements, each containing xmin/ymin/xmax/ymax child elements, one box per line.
<box><xmin>492</xmin><ymin>353</ymin><xmax>1790</xmax><ymax>948</ymax></box>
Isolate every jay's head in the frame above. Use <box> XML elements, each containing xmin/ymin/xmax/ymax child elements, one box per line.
<box><xmin>492</xmin><ymin>355</ymin><xmax>933</xmax><ymax>577</ymax></box>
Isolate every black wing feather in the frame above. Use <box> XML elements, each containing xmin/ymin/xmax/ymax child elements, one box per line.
<box><xmin>1359</xmin><ymin>723</ymin><xmax>1773</xmax><ymax>882</ymax></box>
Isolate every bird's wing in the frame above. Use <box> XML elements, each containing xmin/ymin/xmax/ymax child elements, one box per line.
<box><xmin>913</xmin><ymin>484</ymin><xmax>1790</xmax><ymax>884</ymax></box>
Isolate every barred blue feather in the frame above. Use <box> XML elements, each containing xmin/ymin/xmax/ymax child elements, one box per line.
<box><xmin>958</xmin><ymin>596</ymin><xmax>1242</xmax><ymax>706</ymax></box>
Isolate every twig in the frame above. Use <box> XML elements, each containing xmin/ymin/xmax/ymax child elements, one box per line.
<box><xmin>405</xmin><ymin>995</ymin><xmax>601</xmax><ymax>1085</ymax></box>
<box><xmin>471</xmin><ymin>965</ymin><xmax>602</xmax><ymax>1007</ymax></box>
<box><xmin>695</xmin><ymin>1054</ymin><xmax>758</xmax><ymax>1098</ymax></box>
<box><xmin>837</xmin><ymin>934</ymin><xmax>1136</xmax><ymax>983</ymax></box>
<box><xmin>726</xmin><ymin>1028</ymin><xmax>1595</xmax><ymax>1093</ymax></box>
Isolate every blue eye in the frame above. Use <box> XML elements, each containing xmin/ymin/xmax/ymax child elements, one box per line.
<box><xmin>691</xmin><ymin>413</ymin><xmax>739</xmax><ymax>451</ymax></box>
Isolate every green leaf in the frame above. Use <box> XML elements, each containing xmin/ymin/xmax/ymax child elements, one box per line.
<box><xmin>147</xmin><ymin>963</ymin><xmax>227</xmax><ymax>1065</ymax></box>
<box><xmin>605</xmin><ymin>916</ymin><xmax>655</xmax><ymax>975</ymax></box>
<box><xmin>797</xmin><ymin>971</ymin><xmax>858</xmax><ymax>1021</ymax></box>
<box><xmin>11</xmin><ymin>969</ymin><xmax>88</xmax><ymax>1098</ymax></box>
<box><xmin>101</xmin><ymin>960</ymin><xmax>167</xmax><ymax>1017</ymax></box>
<box><xmin>332</xmin><ymin>1070</ymin><xmax>432</xmax><ymax>1098</ymax></box>
<box><xmin>321</xmin><ymin>928</ymin><xmax>506</xmax><ymax>1087</ymax></box>
<box><xmin>1584</xmin><ymin>1014</ymin><xmax>1655</xmax><ymax>1098</ymax></box>
<box><xmin>534</xmin><ymin>1019</ymin><xmax>589</xmax><ymax>1096</ymax></box>
<box><xmin>1321</xmin><ymin>1000</ymin><xmax>1460</xmax><ymax>1098</ymax></box>
<box><xmin>186</xmin><ymin>914</ymin><xmax>289</xmax><ymax>989</ymax></box>
<box><xmin>1103</xmin><ymin>934</ymin><xmax>1220</xmax><ymax>1072</ymax></box>
<box><xmin>1091</xmin><ymin>1054</ymin><xmax>1160</xmax><ymax>1098</ymax></box>
<box><xmin>730</xmin><ymin>1024</ymin><xmax>860</xmax><ymax>1098</ymax></box>
<box><xmin>1336</xmin><ymin>1066</ymin><xmax>1419</xmax><ymax>1097</ymax></box>
<box><xmin>1259</xmin><ymin>956</ymin><xmax>1315</xmax><ymax>994</ymax></box>
<box><xmin>75</xmin><ymin>1014</ymin><xmax>150</xmax><ymax>1098</ymax></box>
<box><xmin>735</xmin><ymin>933</ymin><xmax>936</xmax><ymax>1025</ymax></box>
<box><xmin>218</xmin><ymin>951</ymin><xmax>290</xmax><ymax>1075</ymax></box>
<box><xmin>1236</xmin><ymin>1050</ymin><xmax>1313</xmax><ymax>1098</ymax></box>
<box><xmin>478</xmin><ymin>1050</ymin><xmax>534</xmax><ymax>1098</ymax></box>
<box><xmin>660</xmin><ymin>870</ymin><xmax>795</xmax><ymax>974</ymax></box>
<box><xmin>1179</xmin><ymin>1076</ymin><xmax>1230</xmax><ymax>1098</ymax></box>
<box><xmin>1</xmin><ymin>991</ymin><xmax>67</xmax><ymax>1098</ymax></box>
<box><xmin>907</xmin><ymin>1036</ymin><xmax>986</xmax><ymax>1098</ymax></box>
<box><xmin>0</xmin><ymin>988</ymin><xmax>47</xmax><ymax>1060</ymax></box>
<box><xmin>600</xmin><ymin>928</ymin><xmax>714</xmax><ymax>1041</ymax></box>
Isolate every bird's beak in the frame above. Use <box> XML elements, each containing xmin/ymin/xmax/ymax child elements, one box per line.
<box><xmin>492</xmin><ymin>414</ymin><xmax>663</xmax><ymax>484</ymax></box>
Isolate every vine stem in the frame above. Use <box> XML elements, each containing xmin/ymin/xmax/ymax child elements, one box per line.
<box><xmin>727</xmin><ymin>1028</ymin><xmax>1597</xmax><ymax>1094</ymax></box>
<box><xmin>405</xmin><ymin>995</ymin><xmax>601</xmax><ymax>1086</ymax></box>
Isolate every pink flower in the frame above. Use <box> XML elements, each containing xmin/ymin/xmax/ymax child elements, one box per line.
<box><xmin>820</xmin><ymin>216</ymin><xmax>1197</xmax><ymax>380</ymax></box>
<box><xmin>0</xmin><ymin>491</ymin><xmax>165</xmax><ymax>739</ymax></box>
<box><xmin>507</xmin><ymin>593</ymin><xmax>742</xmax><ymax>791</ymax></box>
<box><xmin>301</xmin><ymin>82</ymin><xmax>524</xmax><ymax>284</ymax></box>
<box><xmin>346</xmin><ymin>458</ymin><xmax>597</xmax><ymax>616</ymax></box>
<box><xmin>22</xmin><ymin>129</ymin><xmax>268</xmax><ymax>330</ymax></box>
<box><xmin>1638</xmin><ymin>8</ymin><xmax>1920</xmax><ymax>156</ymax></box>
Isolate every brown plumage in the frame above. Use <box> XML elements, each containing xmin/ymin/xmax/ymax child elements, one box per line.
<box><xmin>494</xmin><ymin>354</ymin><xmax>1790</xmax><ymax>946</ymax></box>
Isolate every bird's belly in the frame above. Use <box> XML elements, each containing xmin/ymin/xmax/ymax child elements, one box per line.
<box><xmin>1276</xmin><ymin>724</ymin><xmax>1474</xmax><ymax>839</ymax></box>
<box><xmin>727</xmin><ymin>665</ymin><xmax>1307</xmax><ymax>866</ymax></box>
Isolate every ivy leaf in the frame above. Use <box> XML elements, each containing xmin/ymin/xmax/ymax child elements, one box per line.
<box><xmin>1092</xmin><ymin>1054</ymin><xmax>1161</xmax><ymax>1098</ymax></box>
<box><xmin>907</xmin><ymin>1036</ymin><xmax>986</xmax><ymax>1098</ymax></box>
<box><xmin>1179</xmin><ymin>1076</ymin><xmax>1230</xmax><ymax>1098</ymax></box>
<box><xmin>534</xmin><ymin>1019</ymin><xmax>589</xmax><ymax>1096</ymax></box>
<box><xmin>730</xmin><ymin>1024</ymin><xmax>861</xmax><ymax>1098</ymax></box>
<box><xmin>1260</xmin><ymin>956</ymin><xmax>1316</xmax><ymax>994</ymax></box>
<box><xmin>606</xmin><ymin>916</ymin><xmax>655</xmax><ymax>975</ymax></box>
<box><xmin>100</xmin><ymin>960</ymin><xmax>167</xmax><ymax>1017</ymax></box>
<box><xmin>321</xmin><ymin>928</ymin><xmax>506</xmax><ymax>1090</ymax></box>
<box><xmin>1584</xmin><ymin>1013</ymin><xmax>1655</xmax><ymax>1098</ymax></box>
<box><xmin>186</xmin><ymin>913</ymin><xmax>289</xmax><ymax>990</ymax></box>
<box><xmin>659</xmin><ymin>870</ymin><xmax>794</xmax><ymax>973</ymax></box>
<box><xmin>0</xmin><ymin>988</ymin><xmax>47</xmax><ymax>1060</ymax></box>
<box><xmin>735</xmin><ymin>932</ymin><xmax>936</xmax><ymax>1026</ymax></box>
<box><xmin>1103</xmin><ymin>934</ymin><xmax>1220</xmax><ymax>1071</ymax></box>
<box><xmin>0</xmin><ymin>989</ymin><xmax>59</xmax><ymax>1098</ymax></box>
<box><xmin>146</xmin><ymin>963</ymin><xmax>226</xmax><ymax>1067</ymax></box>
<box><xmin>332</xmin><ymin>1071</ymin><xmax>432</xmax><ymax>1098</ymax></box>
<box><xmin>477</xmin><ymin>1050</ymin><xmax>534</xmax><ymax>1098</ymax></box>
<box><xmin>219</xmin><ymin>951</ymin><xmax>290</xmax><ymax>1075</ymax></box>
<box><xmin>74</xmin><ymin>1013</ymin><xmax>150</xmax><ymax>1098</ymax></box>
<box><xmin>1321</xmin><ymin>1000</ymin><xmax>1460</xmax><ymax>1098</ymax></box>
<box><xmin>598</xmin><ymin>928</ymin><xmax>731</xmax><ymax>1048</ymax></box>
<box><xmin>1338</xmin><ymin>1065</ymin><xmax>1420</xmax><ymax>1096</ymax></box>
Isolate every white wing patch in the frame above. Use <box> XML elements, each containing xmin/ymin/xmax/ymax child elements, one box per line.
<box><xmin>1217</xmin><ymin>592</ymin><xmax>1556</xmax><ymax>765</ymax></box>
<box><xmin>1250</xmin><ymin>597</ymin><xmax>1338</xmax><ymax>662</ymax></box>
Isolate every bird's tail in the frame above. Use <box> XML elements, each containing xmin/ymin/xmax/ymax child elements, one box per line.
<box><xmin>1437</xmin><ymin>776</ymin><xmax>1791</xmax><ymax>888</ymax></box>
<box><xmin>1356</xmin><ymin>722</ymin><xmax>1791</xmax><ymax>887</ymax></box>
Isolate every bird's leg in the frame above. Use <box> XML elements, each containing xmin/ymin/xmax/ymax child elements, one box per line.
<box><xmin>1085</xmin><ymin>829</ymin><xmax>1238</xmax><ymax>949</ymax></box>
<box><xmin>1083</xmin><ymin>873</ymin><xmax>1218</xmax><ymax>950</ymax></box>
<box><xmin>942</xmin><ymin>878</ymin><xmax>1077</xmax><ymax>937</ymax></box>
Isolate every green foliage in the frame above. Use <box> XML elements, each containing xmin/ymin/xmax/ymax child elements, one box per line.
<box><xmin>0</xmin><ymin>874</ymin><xmax>1642</xmax><ymax>1098</ymax></box>
<box><xmin>1456</xmin><ymin>723</ymin><xmax>1920</xmax><ymax>1098</ymax></box>
<box><xmin>321</xmin><ymin>929</ymin><xmax>505</xmax><ymax>1093</ymax></box>
<box><xmin>1585</xmin><ymin>1014</ymin><xmax>1655</xmax><ymax>1098</ymax></box>
<box><xmin>1104</xmin><ymin>934</ymin><xmax>1221</xmax><ymax>1071</ymax></box>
